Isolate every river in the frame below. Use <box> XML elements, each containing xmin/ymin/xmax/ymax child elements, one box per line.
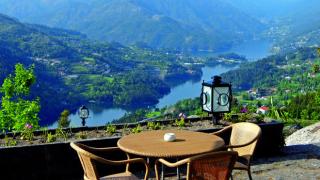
<box><xmin>49</xmin><ymin>39</ymin><xmax>272</xmax><ymax>128</ymax></box>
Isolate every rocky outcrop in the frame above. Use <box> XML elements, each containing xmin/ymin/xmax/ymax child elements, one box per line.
<box><xmin>286</xmin><ymin>122</ymin><xmax>320</xmax><ymax>145</ymax></box>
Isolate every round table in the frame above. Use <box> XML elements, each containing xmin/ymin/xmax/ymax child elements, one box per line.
<box><xmin>117</xmin><ymin>130</ymin><xmax>225</xmax><ymax>158</ymax></box>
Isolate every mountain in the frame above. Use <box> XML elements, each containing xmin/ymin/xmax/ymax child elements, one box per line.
<box><xmin>225</xmin><ymin>0</ymin><xmax>302</xmax><ymax>20</ymax></box>
<box><xmin>0</xmin><ymin>0</ymin><xmax>265</xmax><ymax>52</ymax></box>
<box><xmin>221</xmin><ymin>47</ymin><xmax>319</xmax><ymax>91</ymax></box>
<box><xmin>225</xmin><ymin>0</ymin><xmax>320</xmax><ymax>53</ymax></box>
<box><xmin>270</xmin><ymin>0</ymin><xmax>320</xmax><ymax>52</ymax></box>
<box><xmin>0</xmin><ymin>13</ymin><xmax>201</xmax><ymax>126</ymax></box>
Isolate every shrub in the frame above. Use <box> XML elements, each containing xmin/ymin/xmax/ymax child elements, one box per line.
<box><xmin>58</xmin><ymin>110</ymin><xmax>71</xmax><ymax>128</ymax></box>
<box><xmin>76</xmin><ymin>131</ymin><xmax>87</xmax><ymax>139</ymax></box>
<box><xmin>223</xmin><ymin>113</ymin><xmax>233</xmax><ymax>121</ymax></box>
<box><xmin>131</xmin><ymin>124</ymin><xmax>142</xmax><ymax>134</ymax></box>
<box><xmin>0</xmin><ymin>64</ymin><xmax>40</xmax><ymax>131</ymax></box>
<box><xmin>20</xmin><ymin>123</ymin><xmax>34</xmax><ymax>141</ymax></box>
<box><xmin>237</xmin><ymin>113</ymin><xmax>253</xmax><ymax>122</ymax></box>
<box><xmin>46</xmin><ymin>133</ymin><xmax>56</xmax><ymax>143</ymax></box>
<box><xmin>106</xmin><ymin>124</ymin><xmax>117</xmax><ymax>135</ymax></box>
<box><xmin>55</xmin><ymin>127</ymin><xmax>68</xmax><ymax>141</ymax></box>
<box><xmin>147</xmin><ymin>121</ymin><xmax>161</xmax><ymax>130</ymax></box>
<box><xmin>175</xmin><ymin>118</ymin><xmax>185</xmax><ymax>128</ymax></box>
<box><xmin>3</xmin><ymin>135</ymin><xmax>17</xmax><ymax>147</ymax></box>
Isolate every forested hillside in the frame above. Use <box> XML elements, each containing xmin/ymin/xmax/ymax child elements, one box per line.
<box><xmin>221</xmin><ymin>47</ymin><xmax>320</xmax><ymax>121</ymax></box>
<box><xmin>222</xmin><ymin>47</ymin><xmax>319</xmax><ymax>91</ymax></box>
<box><xmin>0</xmin><ymin>0</ymin><xmax>265</xmax><ymax>52</ymax></box>
<box><xmin>0</xmin><ymin>13</ymin><xmax>201</xmax><ymax>126</ymax></box>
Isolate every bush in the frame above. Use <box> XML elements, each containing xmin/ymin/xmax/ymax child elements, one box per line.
<box><xmin>131</xmin><ymin>124</ymin><xmax>142</xmax><ymax>134</ymax></box>
<box><xmin>0</xmin><ymin>64</ymin><xmax>40</xmax><ymax>131</ymax></box>
<box><xmin>20</xmin><ymin>123</ymin><xmax>34</xmax><ymax>141</ymax></box>
<box><xmin>147</xmin><ymin>121</ymin><xmax>161</xmax><ymax>130</ymax></box>
<box><xmin>106</xmin><ymin>124</ymin><xmax>117</xmax><ymax>135</ymax></box>
<box><xmin>58</xmin><ymin>110</ymin><xmax>71</xmax><ymax>128</ymax></box>
<box><xmin>175</xmin><ymin>118</ymin><xmax>185</xmax><ymax>128</ymax></box>
<box><xmin>46</xmin><ymin>133</ymin><xmax>56</xmax><ymax>143</ymax></box>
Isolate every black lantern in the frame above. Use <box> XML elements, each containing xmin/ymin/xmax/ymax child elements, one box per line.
<box><xmin>78</xmin><ymin>105</ymin><xmax>89</xmax><ymax>126</ymax></box>
<box><xmin>201</xmin><ymin>76</ymin><xmax>232</xmax><ymax>124</ymax></box>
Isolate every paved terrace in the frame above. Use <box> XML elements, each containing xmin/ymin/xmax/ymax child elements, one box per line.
<box><xmin>232</xmin><ymin>143</ymin><xmax>320</xmax><ymax>180</ymax></box>
<box><xmin>141</xmin><ymin>143</ymin><xmax>320</xmax><ymax>179</ymax></box>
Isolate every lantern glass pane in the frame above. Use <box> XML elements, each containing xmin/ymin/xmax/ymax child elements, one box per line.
<box><xmin>213</xmin><ymin>87</ymin><xmax>230</xmax><ymax>112</ymax></box>
<box><xmin>202</xmin><ymin>85</ymin><xmax>212</xmax><ymax>112</ymax></box>
<box><xmin>80</xmin><ymin>109</ymin><xmax>89</xmax><ymax>118</ymax></box>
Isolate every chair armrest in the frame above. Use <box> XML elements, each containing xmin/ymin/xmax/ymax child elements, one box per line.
<box><xmin>154</xmin><ymin>158</ymin><xmax>190</xmax><ymax>180</ymax></box>
<box><xmin>226</xmin><ymin>132</ymin><xmax>261</xmax><ymax>149</ymax></box>
<box><xmin>96</xmin><ymin>157</ymin><xmax>149</xmax><ymax>180</ymax></box>
<box><xmin>211</xmin><ymin>125</ymin><xmax>232</xmax><ymax>136</ymax></box>
<box><xmin>156</xmin><ymin>158</ymin><xmax>189</xmax><ymax>168</ymax></box>
<box><xmin>87</xmin><ymin>146</ymin><xmax>121</xmax><ymax>152</ymax></box>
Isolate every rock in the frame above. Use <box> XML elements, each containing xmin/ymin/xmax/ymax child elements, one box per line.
<box><xmin>286</xmin><ymin>122</ymin><xmax>320</xmax><ymax>145</ymax></box>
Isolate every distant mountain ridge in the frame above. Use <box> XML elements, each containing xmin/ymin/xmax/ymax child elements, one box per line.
<box><xmin>225</xmin><ymin>0</ymin><xmax>320</xmax><ymax>53</ymax></box>
<box><xmin>0</xmin><ymin>0</ymin><xmax>265</xmax><ymax>52</ymax></box>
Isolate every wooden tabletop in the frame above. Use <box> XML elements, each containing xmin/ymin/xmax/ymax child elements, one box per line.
<box><xmin>117</xmin><ymin>130</ymin><xmax>225</xmax><ymax>158</ymax></box>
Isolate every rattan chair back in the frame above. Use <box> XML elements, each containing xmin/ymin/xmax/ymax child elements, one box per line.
<box><xmin>188</xmin><ymin>151</ymin><xmax>238</xmax><ymax>180</ymax></box>
<box><xmin>229</xmin><ymin>122</ymin><xmax>261</xmax><ymax>157</ymax></box>
<box><xmin>70</xmin><ymin>142</ymin><xmax>102</xmax><ymax>179</ymax></box>
<box><xmin>155</xmin><ymin>151</ymin><xmax>238</xmax><ymax>180</ymax></box>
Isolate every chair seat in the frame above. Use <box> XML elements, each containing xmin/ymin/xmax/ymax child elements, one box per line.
<box><xmin>234</xmin><ymin>161</ymin><xmax>248</xmax><ymax>170</ymax></box>
<box><xmin>100</xmin><ymin>171</ymin><xmax>139</xmax><ymax>180</ymax></box>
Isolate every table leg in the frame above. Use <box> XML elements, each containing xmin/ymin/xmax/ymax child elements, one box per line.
<box><xmin>176</xmin><ymin>158</ymin><xmax>180</xmax><ymax>179</ymax></box>
<box><xmin>161</xmin><ymin>164</ymin><xmax>164</xmax><ymax>180</ymax></box>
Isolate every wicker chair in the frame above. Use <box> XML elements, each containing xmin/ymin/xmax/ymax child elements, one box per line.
<box><xmin>70</xmin><ymin>142</ymin><xmax>149</xmax><ymax>180</ymax></box>
<box><xmin>154</xmin><ymin>151</ymin><xmax>238</xmax><ymax>180</ymax></box>
<box><xmin>212</xmin><ymin>122</ymin><xmax>262</xmax><ymax>180</ymax></box>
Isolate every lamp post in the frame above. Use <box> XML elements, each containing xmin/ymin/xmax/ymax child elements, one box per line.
<box><xmin>78</xmin><ymin>105</ymin><xmax>89</xmax><ymax>126</ymax></box>
<box><xmin>201</xmin><ymin>76</ymin><xmax>232</xmax><ymax>124</ymax></box>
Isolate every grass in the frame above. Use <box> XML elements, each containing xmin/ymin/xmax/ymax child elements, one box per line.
<box><xmin>71</xmin><ymin>65</ymin><xmax>89</xmax><ymax>74</ymax></box>
<box><xmin>83</xmin><ymin>57</ymin><xmax>95</xmax><ymax>63</ymax></box>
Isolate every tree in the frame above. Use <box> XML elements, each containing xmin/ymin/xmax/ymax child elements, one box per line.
<box><xmin>312</xmin><ymin>64</ymin><xmax>320</xmax><ymax>74</ymax></box>
<box><xmin>0</xmin><ymin>63</ymin><xmax>40</xmax><ymax>131</ymax></box>
<box><xmin>58</xmin><ymin>109</ymin><xmax>71</xmax><ymax>128</ymax></box>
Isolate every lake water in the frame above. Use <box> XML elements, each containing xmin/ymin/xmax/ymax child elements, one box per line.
<box><xmin>49</xmin><ymin>39</ymin><xmax>272</xmax><ymax>128</ymax></box>
<box><xmin>156</xmin><ymin>65</ymin><xmax>237</xmax><ymax>109</ymax></box>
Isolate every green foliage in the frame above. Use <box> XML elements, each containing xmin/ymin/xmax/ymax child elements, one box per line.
<box><xmin>0</xmin><ymin>63</ymin><xmax>40</xmax><ymax>131</ymax></box>
<box><xmin>58</xmin><ymin>109</ymin><xmax>71</xmax><ymax>128</ymax></box>
<box><xmin>175</xmin><ymin>118</ymin><xmax>185</xmax><ymax>128</ymax></box>
<box><xmin>55</xmin><ymin>127</ymin><xmax>68</xmax><ymax>141</ymax></box>
<box><xmin>238</xmin><ymin>113</ymin><xmax>253</xmax><ymax>122</ymax></box>
<box><xmin>106</xmin><ymin>124</ymin><xmax>117</xmax><ymax>135</ymax></box>
<box><xmin>147</xmin><ymin>121</ymin><xmax>161</xmax><ymax>130</ymax></box>
<box><xmin>3</xmin><ymin>135</ymin><xmax>17</xmax><ymax>147</ymax></box>
<box><xmin>131</xmin><ymin>124</ymin><xmax>142</xmax><ymax>134</ymax></box>
<box><xmin>0</xmin><ymin>14</ymin><xmax>204</xmax><ymax>127</ymax></box>
<box><xmin>223</xmin><ymin>113</ymin><xmax>233</xmax><ymax>122</ymax></box>
<box><xmin>46</xmin><ymin>133</ymin><xmax>56</xmax><ymax>143</ymax></box>
<box><xmin>146</xmin><ymin>111</ymin><xmax>161</xmax><ymax>118</ymax></box>
<box><xmin>312</xmin><ymin>64</ymin><xmax>320</xmax><ymax>74</ymax></box>
<box><xmin>20</xmin><ymin>123</ymin><xmax>34</xmax><ymax>141</ymax></box>
<box><xmin>76</xmin><ymin>131</ymin><xmax>87</xmax><ymax>139</ymax></box>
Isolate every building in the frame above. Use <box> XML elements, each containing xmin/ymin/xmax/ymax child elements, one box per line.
<box><xmin>256</xmin><ymin>106</ymin><xmax>269</xmax><ymax>115</ymax></box>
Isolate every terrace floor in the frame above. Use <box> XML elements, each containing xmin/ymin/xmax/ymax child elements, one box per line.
<box><xmin>143</xmin><ymin>143</ymin><xmax>320</xmax><ymax>180</ymax></box>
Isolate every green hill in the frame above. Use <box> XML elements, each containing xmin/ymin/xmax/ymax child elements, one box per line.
<box><xmin>221</xmin><ymin>47</ymin><xmax>320</xmax><ymax>91</ymax></box>
<box><xmin>0</xmin><ymin>13</ymin><xmax>201</xmax><ymax>126</ymax></box>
